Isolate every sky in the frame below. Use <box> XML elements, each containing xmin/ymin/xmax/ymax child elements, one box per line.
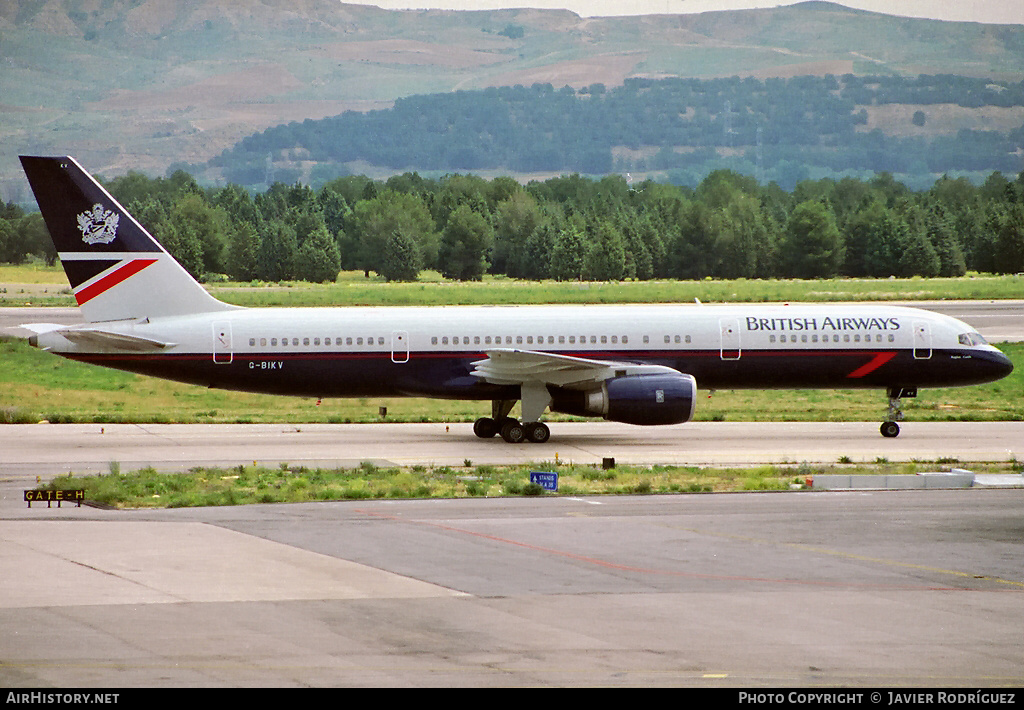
<box><xmin>361</xmin><ymin>1</ymin><xmax>1024</xmax><ymax>25</ymax></box>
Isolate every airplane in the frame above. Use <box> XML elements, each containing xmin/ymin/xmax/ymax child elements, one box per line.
<box><xmin>17</xmin><ymin>155</ymin><xmax>1014</xmax><ymax>443</ymax></box>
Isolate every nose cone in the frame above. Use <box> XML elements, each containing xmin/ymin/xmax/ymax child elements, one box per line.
<box><xmin>983</xmin><ymin>348</ymin><xmax>1014</xmax><ymax>382</ymax></box>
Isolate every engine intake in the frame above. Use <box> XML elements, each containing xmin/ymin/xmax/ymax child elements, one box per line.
<box><xmin>550</xmin><ymin>372</ymin><xmax>697</xmax><ymax>426</ymax></box>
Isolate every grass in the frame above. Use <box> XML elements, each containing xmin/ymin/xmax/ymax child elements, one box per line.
<box><xmin>2</xmin><ymin>265</ymin><xmax>1024</xmax><ymax>307</ymax></box>
<box><xmin>34</xmin><ymin>459</ymin><xmax>1023</xmax><ymax>509</ymax></box>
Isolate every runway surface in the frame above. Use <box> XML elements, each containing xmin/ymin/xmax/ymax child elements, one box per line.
<box><xmin>2</xmin><ymin>489</ymin><xmax>1022</xmax><ymax>687</ymax></box>
<box><xmin>2</xmin><ymin>422</ymin><xmax>1023</xmax><ymax>687</ymax></box>
<box><xmin>2</xmin><ymin>421</ymin><xmax>1023</xmax><ymax>481</ymax></box>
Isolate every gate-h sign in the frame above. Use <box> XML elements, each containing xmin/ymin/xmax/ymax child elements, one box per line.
<box><xmin>530</xmin><ymin>471</ymin><xmax>558</xmax><ymax>492</ymax></box>
<box><xmin>25</xmin><ymin>489</ymin><xmax>84</xmax><ymax>508</ymax></box>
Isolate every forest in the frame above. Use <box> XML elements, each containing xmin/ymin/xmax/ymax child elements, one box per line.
<box><xmin>209</xmin><ymin>75</ymin><xmax>1024</xmax><ymax>191</ymax></box>
<box><xmin>3</xmin><ymin>166</ymin><xmax>1024</xmax><ymax>285</ymax></box>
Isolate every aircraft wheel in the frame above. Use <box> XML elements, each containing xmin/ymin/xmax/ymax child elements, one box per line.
<box><xmin>500</xmin><ymin>419</ymin><xmax>526</xmax><ymax>444</ymax></box>
<box><xmin>525</xmin><ymin>422</ymin><xmax>550</xmax><ymax>444</ymax></box>
<box><xmin>473</xmin><ymin>417</ymin><xmax>498</xmax><ymax>439</ymax></box>
<box><xmin>880</xmin><ymin>421</ymin><xmax>900</xmax><ymax>438</ymax></box>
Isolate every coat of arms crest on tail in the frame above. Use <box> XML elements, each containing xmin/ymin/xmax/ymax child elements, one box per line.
<box><xmin>77</xmin><ymin>203</ymin><xmax>119</xmax><ymax>245</ymax></box>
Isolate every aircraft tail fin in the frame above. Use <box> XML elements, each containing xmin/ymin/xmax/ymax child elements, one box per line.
<box><xmin>19</xmin><ymin>156</ymin><xmax>236</xmax><ymax>323</ymax></box>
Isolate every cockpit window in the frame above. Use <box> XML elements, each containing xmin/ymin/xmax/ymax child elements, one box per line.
<box><xmin>958</xmin><ymin>332</ymin><xmax>987</xmax><ymax>346</ymax></box>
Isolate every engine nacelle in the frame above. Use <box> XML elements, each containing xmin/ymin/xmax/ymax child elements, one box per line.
<box><xmin>549</xmin><ymin>372</ymin><xmax>697</xmax><ymax>426</ymax></box>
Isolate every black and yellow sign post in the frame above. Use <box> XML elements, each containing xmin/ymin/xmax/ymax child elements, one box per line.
<box><xmin>24</xmin><ymin>489</ymin><xmax>85</xmax><ymax>508</ymax></box>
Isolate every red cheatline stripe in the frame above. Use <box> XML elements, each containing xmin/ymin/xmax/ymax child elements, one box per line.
<box><xmin>846</xmin><ymin>351</ymin><xmax>898</xmax><ymax>378</ymax></box>
<box><xmin>74</xmin><ymin>258</ymin><xmax>158</xmax><ymax>305</ymax></box>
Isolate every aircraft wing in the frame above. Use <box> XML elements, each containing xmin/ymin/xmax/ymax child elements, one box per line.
<box><xmin>470</xmin><ymin>348</ymin><xmax>674</xmax><ymax>388</ymax></box>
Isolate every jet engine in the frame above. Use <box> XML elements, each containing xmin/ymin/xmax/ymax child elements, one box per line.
<box><xmin>549</xmin><ymin>372</ymin><xmax>697</xmax><ymax>426</ymax></box>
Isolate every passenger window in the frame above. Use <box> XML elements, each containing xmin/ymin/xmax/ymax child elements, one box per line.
<box><xmin>569</xmin><ymin>336</ymin><xmax>576</xmax><ymax>344</ymax></box>
<box><xmin>590</xmin><ymin>336</ymin><xmax>597</xmax><ymax>344</ymax></box>
<box><xmin>271</xmin><ymin>338</ymin><xmax>278</xmax><ymax>346</ymax></box>
<box><xmin>622</xmin><ymin>335</ymin><xmax>628</xmax><ymax>344</ymax></box>
<box><xmin>484</xmin><ymin>336</ymin><xmax>491</xmax><ymax>345</ymax></box>
<box><xmin>432</xmin><ymin>337</ymin><xmax>438</xmax><ymax>345</ymax></box>
<box><xmin>314</xmin><ymin>338</ymin><xmax>320</xmax><ymax>346</ymax></box>
<box><xmin>664</xmin><ymin>335</ymin><xmax>671</xmax><ymax>344</ymax></box>
<box><xmin>611</xmin><ymin>335</ymin><xmax>617</xmax><ymax>344</ymax></box>
<box><xmin>249</xmin><ymin>338</ymin><xmax>256</xmax><ymax>346</ymax></box>
<box><xmin>474</xmin><ymin>336</ymin><xmax>480</xmax><ymax>345</ymax></box>
<box><xmin>643</xmin><ymin>335</ymin><xmax>649</xmax><ymax>344</ymax></box>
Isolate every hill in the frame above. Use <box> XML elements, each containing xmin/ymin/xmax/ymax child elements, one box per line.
<box><xmin>2</xmin><ymin>0</ymin><xmax>1023</xmax><ymax>196</ymax></box>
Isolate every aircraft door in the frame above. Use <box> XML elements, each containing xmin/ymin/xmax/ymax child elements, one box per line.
<box><xmin>391</xmin><ymin>330</ymin><xmax>409</xmax><ymax>363</ymax></box>
<box><xmin>213</xmin><ymin>321</ymin><xmax>233</xmax><ymax>364</ymax></box>
<box><xmin>913</xmin><ymin>321</ymin><xmax>932</xmax><ymax>360</ymax></box>
<box><xmin>720</xmin><ymin>318</ymin><xmax>741</xmax><ymax>360</ymax></box>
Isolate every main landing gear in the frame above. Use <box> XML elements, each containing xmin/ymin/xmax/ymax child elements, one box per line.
<box><xmin>881</xmin><ymin>386</ymin><xmax>916</xmax><ymax>438</ymax></box>
<box><xmin>473</xmin><ymin>393</ymin><xmax>552</xmax><ymax>444</ymax></box>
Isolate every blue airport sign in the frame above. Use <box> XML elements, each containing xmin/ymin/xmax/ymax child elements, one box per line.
<box><xmin>530</xmin><ymin>471</ymin><xmax>558</xmax><ymax>491</ymax></box>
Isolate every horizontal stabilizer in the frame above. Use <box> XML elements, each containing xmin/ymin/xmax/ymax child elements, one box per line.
<box><xmin>54</xmin><ymin>328</ymin><xmax>176</xmax><ymax>352</ymax></box>
<box><xmin>17</xmin><ymin>323</ymin><xmax>66</xmax><ymax>335</ymax></box>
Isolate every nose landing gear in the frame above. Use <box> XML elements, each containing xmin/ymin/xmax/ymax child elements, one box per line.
<box><xmin>881</xmin><ymin>386</ymin><xmax>916</xmax><ymax>438</ymax></box>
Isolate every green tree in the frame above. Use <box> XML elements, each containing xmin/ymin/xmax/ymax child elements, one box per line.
<box><xmin>294</xmin><ymin>225</ymin><xmax>341</xmax><ymax>283</ymax></box>
<box><xmin>843</xmin><ymin>200</ymin><xmax>905</xmax><ymax>277</ymax></box>
<box><xmin>0</xmin><ymin>220</ymin><xmax>23</xmax><ymax>263</ymax></box>
<box><xmin>378</xmin><ymin>228</ymin><xmax>422</xmax><ymax>282</ymax></box>
<box><xmin>169</xmin><ymin>193</ymin><xmax>230</xmax><ymax>276</ymax></box>
<box><xmin>159</xmin><ymin>220</ymin><xmax>205</xmax><ymax>279</ymax></box>
<box><xmin>712</xmin><ymin>193</ymin><xmax>776</xmax><ymax>278</ymax></box>
<box><xmin>993</xmin><ymin>203</ymin><xmax>1024</xmax><ymax>273</ymax></box>
<box><xmin>257</xmin><ymin>220</ymin><xmax>298</xmax><ymax>281</ymax></box>
<box><xmin>226</xmin><ymin>221</ymin><xmax>261</xmax><ymax>282</ymax></box>
<box><xmin>781</xmin><ymin>201</ymin><xmax>844</xmax><ymax>278</ymax></box>
<box><xmin>548</xmin><ymin>223</ymin><xmax>585</xmax><ymax>281</ymax></box>
<box><xmin>582</xmin><ymin>218</ymin><xmax>626</xmax><ymax>281</ymax></box>
<box><xmin>898</xmin><ymin>226</ymin><xmax>941</xmax><ymax>277</ymax></box>
<box><xmin>492</xmin><ymin>191</ymin><xmax>542</xmax><ymax>277</ymax></box>
<box><xmin>439</xmin><ymin>205</ymin><xmax>492</xmax><ymax>280</ymax></box>
<box><xmin>351</xmin><ymin>190</ymin><xmax>437</xmax><ymax>274</ymax></box>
